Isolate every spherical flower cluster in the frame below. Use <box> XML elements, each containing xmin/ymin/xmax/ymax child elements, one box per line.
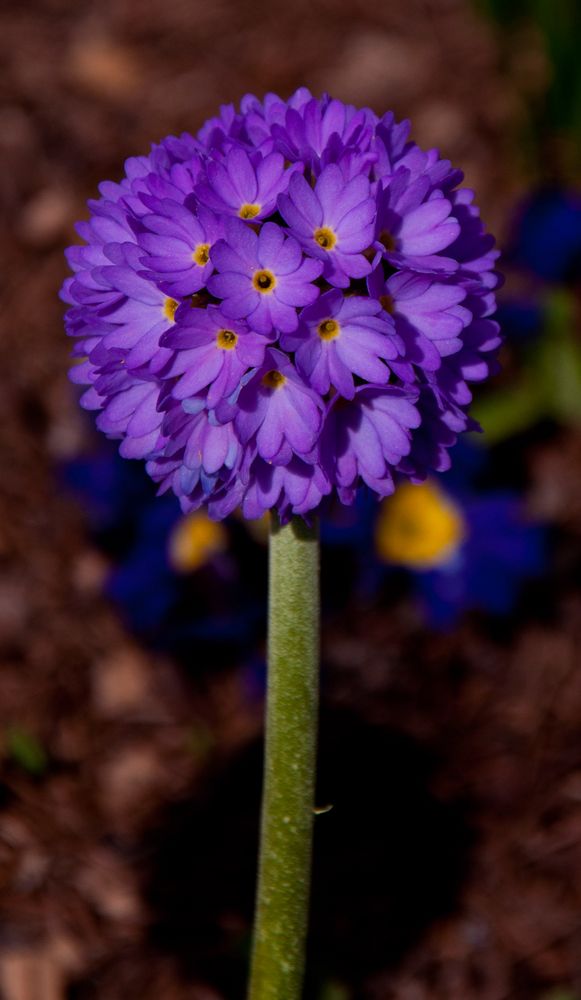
<box><xmin>62</xmin><ymin>89</ymin><xmax>501</xmax><ymax>522</ymax></box>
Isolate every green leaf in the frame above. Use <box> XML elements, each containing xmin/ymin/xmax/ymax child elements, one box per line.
<box><xmin>318</xmin><ymin>983</ymin><xmax>350</xmax><ymax>1000</ymax></box>
<box><xmin>536</xmin><ymin>291</ymin><xmax>581</xmax><ymax>422</ymax></box>
<box><xmin>472</xmin><ymin>376</ymin><xmax>544</xmax><ymax>443</ymax></box>
<box><xmin>539</xmin><ymin>990</ymin><xmax>578</xmax><ymax>1000</ymax></box>
<box><xmin>6</xmin><ymin>726</ymin><xmax>48</xmax><ymax>776</ymax></box>
<box><xmin>474</xmin><ymin>0</ymin><xmax>528</xmax><ymax>24</ymax></box>
<box><xmin>475</xmin><ymin>290</ymin><xmax>581</xmax><ymax>444</ymax></box>
<box><xmin>184</xmin><ymin>721</ymin><xmax>215</xmax><ymax>761</ymax></box>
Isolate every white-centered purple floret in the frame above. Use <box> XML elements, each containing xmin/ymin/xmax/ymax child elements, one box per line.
<box><xmin>62</xmin><ymin>89</ymin><xmax>501</xmax><ymax>522</ymax></box>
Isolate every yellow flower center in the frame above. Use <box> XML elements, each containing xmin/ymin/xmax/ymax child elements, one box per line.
<box><xmin>261</xmin><ymin>370</ymin><xmax>286</xmax><ymax>390</ymax></box>
<box><xmin>313</xmin><ymin>226</ymin><xmax>337</xmax><ymax>250</ymax></box>
<box><xmin>317</xmin><ymin>318</ymin><xmax>340</xmax><ymax>341</ymax></box>
<box><xmin>253</xmin><ymin>269</ymin><xmax>277</xmax><ymax>294</ymax></box>
<box><xmin>163</xmin><ymin>297</ymin><xmax>179</xmax><ymax>322</ymax></box>
<box><xmin>378</xmin><ymin>229</ymin><xmax>396</xmax><ymax>252</ymax></box>
<box><xmin>216</xmin><ymin>328</ymin><xmax>238</xmax><ymax>350</ymax></box>
<box><xmin>379</xmin><ymin>293</ymin><xmax>395</xmax><ymax>315</ymax></box>
<box><xmin>192</xmin><ymin>243</ymin><xmax>210</xmax><ymax>266</ymax></box>
<box><xmin>168</xmin><ymin>512</ymin><xmax>227</xmax><ymax>574</ymax></box>
<box><xmin>239</xmin><ymin>203</ymin><xmax>261</xmax><ymax>220</ymax></box>
<box><xmin>375</xmin><ymin>481</ymin><xmax>465</xmax><ymax>569</ymax></box>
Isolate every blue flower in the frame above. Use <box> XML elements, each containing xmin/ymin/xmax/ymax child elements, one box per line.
<box><xmin>374</xmin><ymin>477</ymin><xmax>545</xmax><ymax>627</ymax></box>
<box><xmin>494</xmin><ymin>299</ymin><xmax>542</xmax><ymax>345</ymax></box>
<box><xmin>63</xmin><ymin>445</ymin><xmax>263</xmax><ymax>653</ymax></box>
<box><xmin>509</xmin><ymin>188</ymin><xmax>581</xmax><ymax>284</ymax></box>
<box><xmin>61</xmin><ymin>446</ymin><xmax>155</xmax><ymax>537</ymax></box>
<box><xmin>106</xmin><ymin>499</ymin><xmax>263</xmax><ymax>651</ymax></box>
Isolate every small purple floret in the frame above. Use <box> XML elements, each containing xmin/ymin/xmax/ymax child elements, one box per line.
<box><xmin>161</xmin><ymin>306</ymin><xmax>268</xmax><ymax>409</ymax></box>
<box><xmin>138</xmin><ymin>204</ymin><xmax>222</xmax><ymax>298</ymax></box>
<box><xmin>233</xmin><ymin>349</ymin><xmax>323</xmax><ymax>465</ymax></box>
<box><xmin>195</xmin><ymin>147</ymin><xmax>299</xmax><ymax>220</ymax></box>
<box><xmin>281</xmin><ymin>290</ymin><xmax>403</xmax><ymax>399</ymax></box>
<box><xmin>209</xmin><ymin>218</ymin><xmax>323</xmax><ymax>333</ymax></box>
<box><xmin>278</xmin><ymin>164</ymin><xmax>375</xmax><ymax>287</ymax></box>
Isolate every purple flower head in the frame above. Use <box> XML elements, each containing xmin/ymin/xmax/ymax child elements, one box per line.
<box><xmin>62</xmin><ymin>90</ymin><xmax>501</xmax><ymax>522</ymax></box>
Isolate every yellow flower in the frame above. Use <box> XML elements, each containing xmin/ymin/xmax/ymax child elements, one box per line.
<box><xmin>168</xmin><ymin>512</ymin><xmax>228</xmax><ymax>573</ymax></box>
<box><xmin>375</xmin><ymin>481</ymin><xmax>465</xmax><ymax>569</ymax></box>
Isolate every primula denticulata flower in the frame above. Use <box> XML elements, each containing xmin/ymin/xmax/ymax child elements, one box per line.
<box><xmin>62</xmin><ymin>89</ymin><xmax>502</xmax><ymax>522</ymax></box>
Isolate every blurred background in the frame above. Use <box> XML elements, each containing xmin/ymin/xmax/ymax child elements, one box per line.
<box><xmin>1</xmin><ymin>0</ymin><xmax>581</xmax><ymax>997</ymax></box>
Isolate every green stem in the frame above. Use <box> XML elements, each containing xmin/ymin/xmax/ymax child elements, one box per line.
<box><xmin>248</xmin><ymin>513</ymin><xmax>320</xmax><ymax>1000</ymax></box>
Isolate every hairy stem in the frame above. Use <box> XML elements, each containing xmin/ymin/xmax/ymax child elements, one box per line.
<box><xmin>248</xmin><ymin>514</ymin><xmax>320</xmax><ymax>1000</ymax></box>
